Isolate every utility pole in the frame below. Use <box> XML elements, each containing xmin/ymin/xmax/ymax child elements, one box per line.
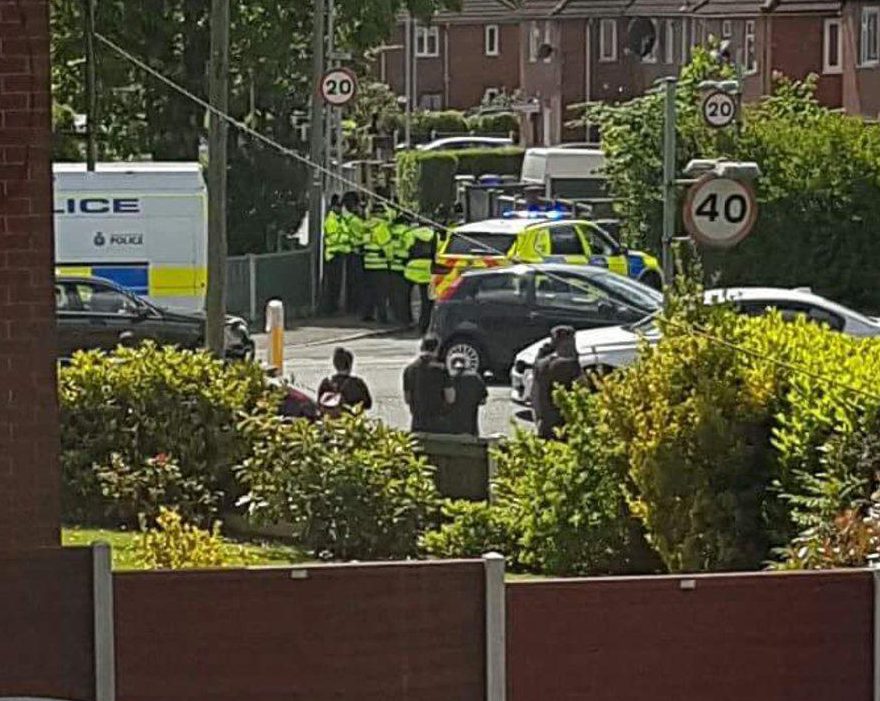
<box><xmin>206</xmin><ymin>0</ymin><xmax>229</xmax><ymax>355</ymax></box>
<box><xmin>308</xmin><ymin>0</ymin><xmax>327</xmax><ymax>313</ymax></box>
<box><xmin>661</xmin><ymin>77</ymin><xmax>677</xmax><ymax>284</ymax></box>
<box><xmin>404</xmin><ymin>13</ymin><xmax>412</xmax><ymax>147</ymax></box>
<box><xmin>84</xmin><ymin>0</ymin><xmax>97</xmax><ymax>170</ymax></box>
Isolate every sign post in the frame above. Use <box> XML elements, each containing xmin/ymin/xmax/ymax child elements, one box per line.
<box><xmin>683</xmin><ymin>175</ymin><xmax>758</xmax><ymax>248</ymax></box>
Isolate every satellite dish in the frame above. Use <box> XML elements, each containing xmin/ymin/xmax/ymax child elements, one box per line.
<box><xmin>628</xmin><ymin>18</ymin><xmax>657</xmax><ymax>58</ymax></box>
<box><xmin>537</xmin><ymin>43</ymin><xmax>554</xmax><ymax>60</ymax></box>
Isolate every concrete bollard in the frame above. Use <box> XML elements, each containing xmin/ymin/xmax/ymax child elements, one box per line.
<box><xmin>265</xmin><ymin>299</ymin><xmax>285</xmax><ymax>372</ymax></box>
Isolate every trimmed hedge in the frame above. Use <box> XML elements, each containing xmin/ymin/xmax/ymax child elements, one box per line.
<box><xmin>465</xmin><ymin>111</ymin><xmax>519</xmax><ymax>136</ymax></box>
<box><xmin>455</xmin><ymin>147</ymin><xmax>525</xmax><ymax>177</ymax></box>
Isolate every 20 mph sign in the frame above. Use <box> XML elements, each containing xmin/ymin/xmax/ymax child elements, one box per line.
<box><xmin>683</xmin><ymin>176</ymin><xmax>757</xmax><ymax>248</ymax></box>
<box><xmin>701</xmin><ymin>90</ymin><xmax>737</xmax><ymax>128</ymax></box>
<box><xmin>320</xmin><ymin>68</ymin><xmax>358</xmax><ymax>107</ymax></box>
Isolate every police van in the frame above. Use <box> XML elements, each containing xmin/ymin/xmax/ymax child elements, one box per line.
<box><xmin>54</xmin><ymin>162</ymin><xmax>208</xmax><ymax>310</ymax></box>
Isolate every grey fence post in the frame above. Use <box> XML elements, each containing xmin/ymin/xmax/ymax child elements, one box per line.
<box><xmin>92</xmin><ymin>542</ymin><xmax>115</xmax><ymax>701</ymax></box>
<box><xmin>247</xmin><ymin>253</ymin><xmax>258</xmax><ymax>324</ymax></box>
<box><xmin>484</xmin><ymin>552</ymin><xmax>506</xmax><ymax>701</ymax></box>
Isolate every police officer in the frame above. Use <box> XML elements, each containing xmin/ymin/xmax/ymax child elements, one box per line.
<box><xmin>321</xmin><ymin>195</ymin><xmax>347</xmax><ymax>314</ymax></box>
<box><xmin>388</xmin><ymin>216</ymin><xmax>413</xmax><ymax>325</ymax></box>
<box><xmin>361</xmin><ymin>207</ymin><xmax>391</xmax><ymax>323</ymax></box>
<box><xmin>404</xmin><ymin>224</ymin><xmax>436</xmax><ymax>334</ymax></box>
<box><xmin>340</xmin><ymin>192</ymin><xmax>364</xmax><ymax>316</ymax></box>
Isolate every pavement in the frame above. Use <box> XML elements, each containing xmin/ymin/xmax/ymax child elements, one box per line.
<box><xmin>253</xmin><ymin>316</ymin><xmax>528</xmax><ymax>436</ymax></box>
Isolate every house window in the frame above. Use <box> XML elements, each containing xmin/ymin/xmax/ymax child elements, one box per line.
<box><xmin>543</xmin><ymin>22</ymin><xmax>553</xmax><ymax>63</ymax></box>
<box><xmin>599</xmin><ymin>18</ymin><xmax>617</xmax><ymax>62</ymax></box>
<box><xmin>824</xmin><ymin>18</ymin><xmax>843</xmax><ymax>73</ymax></box>
<box><xmin>664</xmin><ymin>19</ymin><xmax>676</xmax><ymax>64</ymax></box>
<box><xmin>419</xmin><ymin>93</ymin><xmax>443</xmax><ymax>110</ymax></box>
<box><xmin>416</xmin><ymin>25</ymin><xmax>440</xmax><ymax>57</ymax></box>
<box><xmin>681</xmin><ymin>18</ymin><xmax>689</xmax><ymax>63</ymax></box>
<box><xmin>861</xmin><ymin>7</ymin><xmax>880</xmax><ymax>65</ymax></box>
<box><xmin>485</xmin><ymin>24</ymin><xmax>500</xmax><ymax>56</ymax></box>
<box><xmin>529</xmin><ymin>21</ymin><xmax>542</xmax><ymax>62</ymax></box>
<box><xmin>745</xmin><ymin>19</ymin><xmax>757</xmax><ymax>73</ymax></box>
<box><xmin>638</xmin><ymin>19</ymin><xmax>659</xmax><ymax>62</ymax></box>
<box><xmin>691</xmin><ymin>18</ymin><xmax>706</xmax><ymax>47</ymax></box>
<box><xmin>721</xmin><ymin>19</ymin><xmax>733</xmax><ymax>38</ymax></box>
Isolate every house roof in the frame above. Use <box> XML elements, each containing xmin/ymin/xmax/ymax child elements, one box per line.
<box><xmin>431</xmin><ymin>0</ymin><xmax>522</xmax><ymax>22</ymax></box>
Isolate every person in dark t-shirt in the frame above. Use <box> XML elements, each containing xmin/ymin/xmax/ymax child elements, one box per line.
<box><xmin>447</xmin><ymin>354</ymin><xmax>488</xmax><ymax>436</ymax></box>
<box><xmin>531</xmin><ymin>326</ymin><xmax>582</xmax><ymax>440</ymax></box>
<box><xmin>403</xmin><ymin>335</ymin><xmax>455</xmax><ymax>433</ymax></box>
<box><xmin>317</xmin><ymin>347</ymin><xmax>373</xmax><ymax>416</ymax></box>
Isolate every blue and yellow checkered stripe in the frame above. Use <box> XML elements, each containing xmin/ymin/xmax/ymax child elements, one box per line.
<box><xmin>56</xmin><ymin>263</ymin><xmax>207</xmax><ymax>301</ymax></box>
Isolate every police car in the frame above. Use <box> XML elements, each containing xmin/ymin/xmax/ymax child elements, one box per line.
<box><xmin>510</xmin><ymin>287</ymin><xmax>880</xmax><ymax>405</ymax></box>
<box><xmin>431</xmin><ymin>211</ymin><xmax>661</xmax><ymax>301</ymax></box>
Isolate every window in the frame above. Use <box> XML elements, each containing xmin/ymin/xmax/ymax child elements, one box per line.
<box><xmin>861</xmin><ymin>7</ymin><xmax>879</xmax><ymax>65</ymax></box>
<box><xmin>681</xmin><ymin>18</ymin><xmax>689</xmax><ymax>63</ymax></box>
<box><xmin>445</xmin><ymin>232</ymin><xmax>516</xmax><ymax>256</ymax></box>
<box><xmin>55</xmin><ymin>284</ymin><xmax>70</xmax><ymax>311</ymax></box>
<box><xmin>599</xmin><ymin>18</ymin><xmax>617</xmax><ymax>62</ymax></box>
<box><xmin>721</xmin><ymin>19</ymin><xmax>733</xmax><ymax>39</ymax></box>
<box><xmin>473</xmin><ymin>273</ymin><xmax>524</xmax><ymax>303</ymax></box>
<box><xmin>534</xmin><ymin>273</ymin><xmax>610</xmax><ymax>314</ymax></box>
<box><xmin>642</xmin><ymin>19</ymin><xmax>659</xmax><ymax>63</ymax></box>
<box><xmin>549</xmin><ymin>225</ymin><xmax>585</xmax><ymax>256</ymax></box>
<box><xmin>75</xmin><ymin>283</ymin><xmax>137</xmax><ymax>315</ymax></box>
<box><xmin>664</xmin><ymin>20</ymin><xmax>676</xmax><ymax>64</ymax></box>
<box><xmin>419</xmin><ymin>93</ymin><xmax>443</xmax><ymax>110</ymax></box>
<box><xmin>529</xmin><ymin>21</ymin><xmax>542</xmax><ymax>62</ymax></box>
<box><xmin>745</xmin><ymin>20</ymin><xmax>757</xmax><ymax>74</ymax></box>
<box><xmin>416</xmin><ymin>25</ymin><xmax>440</xmax><ymax>57</ymax></box>
<box><xmin>692</xmin><ymin>18</ymin><xmax>706</xmax><ymax>47</ymax></box>
<box><xmin>543</xmin><ymin>22</ymin><xmax>553</xmax><ymax>63</ymax></box>
<box><xmin>485</xmin><ymin>24</ymin><xmax>500</xmax><ymax>56</ymax></box>
<box><xmin>824</xmin><ymin>18</ymin><xmax>843</xmax><ymax>73</ymax></box>
<box><xmin>585</xmin><ymin>228</ymin><xmax>618</xmax><ymax>257</ymax></box>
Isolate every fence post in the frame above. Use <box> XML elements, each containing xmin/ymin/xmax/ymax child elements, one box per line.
<box><xmin>484</xmin><ymin>552</ymin><xmax>506</xmax><ymax>701</ymax></box>
<box><xmin>92</xmin><ymin>541</ymin><xmax>115</xmax><ymax>701</ymax></box>
<box><xmin>247</xmin><ymin>253</ymin><xmax>257</xmax><ymax>324</ymax></box>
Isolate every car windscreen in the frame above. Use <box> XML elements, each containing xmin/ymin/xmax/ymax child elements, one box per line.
<box><xmin>592</xmin><ymin>272</ymin><xmax>663</xmax><ymax>313</ymax></box>
<box><xmin>445</xmin><ymin>232</ymin><xmax>516</xmax><ymax>256</ymax></box>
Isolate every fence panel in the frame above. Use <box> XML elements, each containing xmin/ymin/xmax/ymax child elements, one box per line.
<box><xmin>507</xmin><ymin>569</ymin><xmax>873</xmax><ymax>701</ymax></box>
<box><xmin>225</xmin><ymin>256</ymin><xmax>252</xmax><ymax>322</ymax></box>
<box><xmin>115</xmin><ymin>560</ymin><xmax>486</xmax><ymax>701</ymax></box>
<box><xmin>227</xmin><ymin>250</ymin><xmax>313</xmax><ymax>325</ymax></box>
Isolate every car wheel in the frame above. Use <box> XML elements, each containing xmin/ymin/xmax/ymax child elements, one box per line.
<box><xmin>640</xmin><ymin>271</ymin><xmax>663</xmax><ymax>291</ymax></box>
<box><xmin>443</xmin><ymin>338</ymin><xmax>485</xmax><ymax>374</ymax></box>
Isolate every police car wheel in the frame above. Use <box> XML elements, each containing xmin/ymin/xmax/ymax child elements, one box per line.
<box><xmin>444</xmin><ymin>339</ymin><xmax>483</xmax><ymax>374</ymax></box>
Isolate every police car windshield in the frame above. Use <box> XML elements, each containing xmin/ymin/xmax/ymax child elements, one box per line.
<box><xmin>592</xmin><ymin>272</ymin><xmax>663</xmax><ymax>313</ymax></box>
<box><xmin>446</xmin><ymin>233</ymin><xmax>516</xmax><ymax>256</ymax></box>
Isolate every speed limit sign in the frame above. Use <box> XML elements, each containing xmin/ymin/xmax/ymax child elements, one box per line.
<box><xmin>320</xmin><ymin>68</ymin><xmax>358</xmax><ymax>107</ymax></box>
<box><xmin>683</xmin><ymin>176</ymin><xmax>757</xmax><ymax>248</ymax></box>
<box><xmin>701</xmin><ymin>90</ymin><xmax>737</xmax><ymax>128</ymax></box>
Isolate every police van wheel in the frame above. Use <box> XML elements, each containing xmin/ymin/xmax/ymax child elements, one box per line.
<box><xmin>444</xmin><ymin>338</ymin><xmax>484</xmax><ymax>375</ymax></box>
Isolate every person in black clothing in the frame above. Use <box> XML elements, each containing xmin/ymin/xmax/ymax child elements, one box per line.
<box><xmin>447</xmin><ymin>354</ymin><xmax>488</xmax><ymax>436</ymax></box>
<box><xmin>317</xmin><ymin>347</ymin><xmax>373</xmax><ymax>416</ymax></box>
<box><xmin>270</xmin><ymin>371</ymin><xmax>319</xmax><ymax>422</ymax></box>
<box><xmin>403</xmin><ymin>335</ymin><xmax>455</xmax><ymax>433</ymax></box>
<box><xmin>531</xmin><ymin>326</ymin><xmax>583</xmax><ymax>440</ymax></box>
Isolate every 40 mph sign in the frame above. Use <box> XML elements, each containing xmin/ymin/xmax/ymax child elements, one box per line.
<box><xmin>683</xmin><ymin>176</ymin><xmax>757</xmax><ymax>248</ymax></box>
<box><xmin>320</xmin><ymin>68</ymin><xmax>358</xmax><ymax>107</ymax></box>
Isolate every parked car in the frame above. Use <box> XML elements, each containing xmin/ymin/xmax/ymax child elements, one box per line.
<box><xmin>55</xmin><ymin>275</ymin><xmax>254</xmax><ymax>361</ymax></box>
<box><xmin>510</xmin><ymin>286</ymin><xmax>880</xmax><ymax>404</ymax></box>
<box><xmin>418</xmin><ymin>136</ymin><xmax>514</xmax><ymax>152</ymax></box>
<box><xmin>429</xmin><ymin>264</ymin><xmax>663</xmax><ymax>376</ymax></box>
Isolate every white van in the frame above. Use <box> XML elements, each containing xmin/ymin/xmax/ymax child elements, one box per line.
<box><xmin>520</xmin><ymin>147</ymin><xmax>607</xmax><ymax>200</ymax></box>
<box><xmin>53</xmin><ymin>162</ymin><xmax>207</xmax><ymax>310</ymax></box>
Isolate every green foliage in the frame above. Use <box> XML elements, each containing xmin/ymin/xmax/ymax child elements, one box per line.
<box><xmin>135</xmin><ymin>508</ymin><xmax>227</xmax><ymax>570</ymax></box>
<box><xmin>411</xmin><ymin>110</ymin><xmax>469</xmax><ymax>138</ymax></box>
<box><xmin>236</xmin><ymin>410</ymin><xmax>440</xmax><ymax>560</ymax></box>
<box><xmin>423</xmin><ymin>417</ymin><xmax>659</xmax><ymax>576</ymax></box>
<box><xmin>347</xmin><ymin>80</ymin><xmax>403</xmax><ymax>158</ymax></box>
<box><xmin>59</xmin><ymin>344</ymin><xmax>270</xmax><ymax>526</ymax></box>
<box><xmin>396</xmin><ymin>150</ymin><xmax>458</xmax><ymax>218</ymax></box>
<box><xmin>454</xmin><ymin>147</ymin><xmax>525</xmax><ymax>177</ymax></box>
<box><xmin>465</xmin><ymin>111</ymin><xmax>520</xmax><ymax>137</ymax></box>
<box><xmin>579</xmin><ymin>46</ymin><xmax>880</xmax><ymax>310</ymax></box>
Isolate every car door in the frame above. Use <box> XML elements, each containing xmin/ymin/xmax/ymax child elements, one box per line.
<box><xmin>70</xmin><ymin>281</ymin><xmax>141</xmax><ymax>352</ymax></box>
<box><xmin>544</xmin><ymin>223</ymin><xmax>589</xmax><ymax>264</ymax></box>
<box><xmin>469</xmin><ymin>271</ymin><xmax>536</xmax><ymax>368</ymax></box>
<box><xmin>529</xmin><ymin>270</ymin><xmax>637</xmax><ymax>335</ymax></box>
<box><xmin>55</xmin><ymin>281</ymin><xmax>84</xmax><ymax>359</ymax></box>
<box><xmin>580</xmin><ymin>223</ymin><xmax>628</xmax><ymax>276</ymax></box>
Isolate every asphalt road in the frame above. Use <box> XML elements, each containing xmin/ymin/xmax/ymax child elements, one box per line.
<box><xmin>257</xmin><ymin>328</ymin><xmax>527</xmax><ymax>436</ymax></box>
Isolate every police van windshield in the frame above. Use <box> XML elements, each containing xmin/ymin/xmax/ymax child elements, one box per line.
<box><xmin>445</xmin><ymin>233</ymin><xmax>516</xmax><ymax>256</ymax></box>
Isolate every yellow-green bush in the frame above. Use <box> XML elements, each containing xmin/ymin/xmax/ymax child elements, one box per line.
<box><xmin>135</xmin><ymin>508</ymin><xmax>226</xmax><ymax>570</ymax></box>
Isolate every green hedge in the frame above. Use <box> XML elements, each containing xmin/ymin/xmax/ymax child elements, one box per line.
<box><xmin>454</xmin><ymin>147</ymin><xmax>525</xmax><ymax>177</ymax></box>
<box><xmin>465</xmin><ymin>111</ymin><xmax>519</xmax><ymax>136</ymax></box>
<box><xmin>411</xmin><ymin>109</ymin><xmax>519</xmax><ymax>139</ymax></box>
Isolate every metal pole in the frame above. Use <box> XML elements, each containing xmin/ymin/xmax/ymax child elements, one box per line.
<box><xmin>661</xmin><ymin>77</ymin><xmax>677</xmax><ymax>284</ymax></box>
<box><xmin>308</xmin><ymin>0</ymin><xmax>327</xmax><ymax>313</ymax></box>
<box><xmin>404</xmin><ymin>13</ymin><xmax>412</xmax><ymax>147</ymax></box>
<box><xmin>206</xmin><ymin>0</ymin><xmax>229</xmax><ymax>354</ymax></box>
<box><xmin>84</xmin><ymin>0</ymin><xmax>97</xmax><ymax>171</ymax></box>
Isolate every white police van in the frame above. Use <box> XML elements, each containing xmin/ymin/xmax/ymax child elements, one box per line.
<box><xmin>53</xmin><ymin>162</ymin><xmax>207</xmax><ymax>310</ymax></box>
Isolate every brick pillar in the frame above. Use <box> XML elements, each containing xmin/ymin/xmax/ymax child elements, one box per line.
<box><xmin>0</xmin><ymin>0</ymin><xmax>59</xmax><ymax>550</ymax></box>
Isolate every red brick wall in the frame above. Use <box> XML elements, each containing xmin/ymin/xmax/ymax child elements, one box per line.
<box><xmin>0</xmin><ymin>0</ymin><xmax>60</xmax><ymax>551</ymax></box>
<box><xmin>0</xmin><ymin>548</ymin><xmax>95</xmax><ymax>699</ymax></box>
<box><xmin>446</xmin><ymin>23</ymin><xmax>520</xmax><ymax>110</ymax></box>
<box><xmin>507</xmin><ymin>570</ymin><xmax>873</xmax><ymax>701</ymax></box>
<box><xmin>771</xmin><ymin>15</ymin><xmax>842</xmax><ymax>108</ymax></box>
<box><xmin>114</xmin><ymin>560</ymin><xmax>486</xmax><ymax>701</ymax></box>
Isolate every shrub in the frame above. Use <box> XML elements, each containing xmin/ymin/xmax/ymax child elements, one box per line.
<box><xmin>396</xmin><ymin>149</ymin><xmax>458</xmax><ymax>217</ymax></box>
<box><xmin>236</xmin><ymin>410</ymin><xmax>440</xmax><ymax>560</ymax></box>
<box><xmin>59</xmin><ymin>344</ymin><xmax>271</xmax><ymax>526</ymax></box>
<box><xmin>454</xmin><ymin>147</ymin><xmax>524</xmax><ymax>177</ymax></box>
<box><xmin>465</xmin><ymin>111</ymin><xmax>519</xmax><ymax>137</ymax></box>
<box><xmin>411</xmin><ymin>109</ymin><xmax>468</xmax><ymax>138</ymax></box>
<box><xmin>419</xmin><ymin>500</ymin><xmax>517</xmax><ymax>561</ymax></box>
<box><xmin>135</xmin><ymin>507</ymin><xmax>226</xmax><ymax>570</ymax></box>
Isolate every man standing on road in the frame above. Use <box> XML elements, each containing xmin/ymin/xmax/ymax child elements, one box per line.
<box><xmin>531</xmin><ymin>325</ymin><xmax>582</xmax><ymax>440</ymax></box>
<box><xmin>447</xmin><ymin>354</ymin><xmax>488</xmax><ymax>436</ymax></box>
<box><xmin>403</xmin><ymin>335</ymin><xmax>455</xmax><ymax>433</ymax></box>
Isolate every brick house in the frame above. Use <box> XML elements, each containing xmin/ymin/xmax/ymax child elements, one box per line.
<box><xmin>381</xmin><ymin>0</ymin><xmax>521</xmax><ymax>111</ymax></box>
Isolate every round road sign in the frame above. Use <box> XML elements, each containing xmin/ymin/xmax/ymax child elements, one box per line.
<box><xmin>320</xmin><ymin>68</ymin><xmax>358</xmax><ymax>107</ymax></box>
<box><xmin>683</xmin><ymin>175</ymin><xmax>758</xmax><ymax>248</ymax></box>
<box><xmin>701</xmin><ymin>90</ymin><xmax>737</xmax><ymax>128</ymax></box>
